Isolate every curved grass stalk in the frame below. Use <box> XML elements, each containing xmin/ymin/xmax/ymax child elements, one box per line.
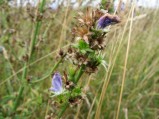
<box><xmin>31</xmin><ymin>55</ymin><xmax>65</xmax><ymax>83</ymax></box>
<box><xmin>115</xmin><ymin>5</ymin><xmax>134</xmax><ymax>119</ymax></box>
<box><xmin>58</xmin><ymin>1</ymin><xmax>69</xmax><ymax>50</ymax></box>
<box><xmin>0</xmin><ymin>45</ymin><xmax>70</xmax><ymax>86</ymax></box>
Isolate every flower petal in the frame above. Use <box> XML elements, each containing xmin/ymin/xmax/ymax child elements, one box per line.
<box><xmin>51</xmin><ymin>73</ymin><xmax>63</xmax><ymax>93</ymax></box>
<box><xmin>97</xmin><ymin>14</ymin><xmax>120</xmax><ymax>29</ymax></box>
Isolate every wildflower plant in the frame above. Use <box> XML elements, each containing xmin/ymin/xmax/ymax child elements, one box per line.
<box><xmin>49</xmin><ymin>8</ymin><xmax>120</xmax><ymax>118</ymax></box>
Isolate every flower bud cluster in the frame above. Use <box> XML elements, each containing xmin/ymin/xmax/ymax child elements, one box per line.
<box><xmin>65</xmin><ymin>8</ymin><xmax>120</xmax><ymax>73</ymax></box>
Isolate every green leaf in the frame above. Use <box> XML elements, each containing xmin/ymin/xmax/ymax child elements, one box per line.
<box><xmin>0</xmin><ymin>95</ymin><xmax>15</xmax><ymax>104</ymax></box>
<box><xmin>71</xmin><ymin>87</ymin><xmax>81</xmax><ymax>98</ymax></box>
<box><xmin>68</xmin><ymin>67</ymin><xmax>76</xmax><ymax>81</ymax></box>
<box><xmin>36</xmin><ymin>95</ymin><xmax>42</xmax><ymax>105</ymax></box>
<box><xmin>73</xmin><ymin>40</ymin><xmax>94</xmax><ymax>54</ymax></box>
<box><xmin>85</xmin><ymin>48</ymin><xmax>94</xmax><ymax>52</ymax></box>
<box><xmin>1</xmin><ymin>35</ymin><xmax>9</xmax><ymax>43</ymax></box>
<box><xmin>78</xmin><ymin>40</ymin><xmax>89</xmax><ymax>49</ymax></box>
<box><xmin>88</xmin><ymin>53</ymin><xmax>108</xmax><ymax>67</ymax></box>
<box><xmin>91</xmin><ymin>28</ymin><xmax>103</xmax><ymax>39</ymax></box>
<box><xmin>101</xmin><ymin>60</ymin><xmax>108</xmax><ymax>71</ymax></box>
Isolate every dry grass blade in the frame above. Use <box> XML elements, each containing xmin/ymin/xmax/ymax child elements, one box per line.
<box><xmin>115</xmin><ymin>4</ymin><xmax>135</xmax><ymax>119</ymax></box>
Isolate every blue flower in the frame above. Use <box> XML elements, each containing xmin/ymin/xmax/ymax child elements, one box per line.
<box><xmin>97</xmin><ymin>14</ymin><xmax>120</xmax><ymax>29</ymax></box>
<box><xmin>50</xmin><ymin>73</ymin><xmax>63</xmax><ymax>94</ymax></box>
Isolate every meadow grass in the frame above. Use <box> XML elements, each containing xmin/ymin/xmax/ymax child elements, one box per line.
<box><xmin>0</xmin><ymin>2</ymin><xmax>159</xmax><ymax>119</ymax></box>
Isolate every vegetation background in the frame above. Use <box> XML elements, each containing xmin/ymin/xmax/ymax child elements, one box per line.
<box><xmin>0</xmin><ymin>0</ymin><xmax>159</xmax><ymax>119</ymax></box>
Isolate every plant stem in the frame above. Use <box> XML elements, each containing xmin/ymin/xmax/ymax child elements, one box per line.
<box><xmin>58</xmin><ymin>65</ymin><xmax>85</xmax><ymax>118</ymax></box>
<box><xmin>12</xmin><ymin>0</ymin><xmax>46</xmax><ymax>114</ymax></box>
<box><xmin>29</xmin><ymin>22</ymin><xmax>41</xmax><ymax>57</ymax></box>
<box><xmin>57</xmin><ymin>102</ymin><xmax>69</xmax><ymax>118</ymax></box>
<box><xmin>51</xmin><ymin>56</ymin><xmax>64</xmax><ymax>73</ymax></box>
<box><xmin>31</xmin><ymin>56</ymin><xmax>65</xmax><ymax>83</ymax></box>
<box><xmin>13</xmin><ymin>86</ymin><xmax>24</xmax><ymax>111</ymax></box>
<box><xmin>74</xmin><ymin>65</ymin><xmax>85</xmax><ymax>83</ymax></box>
<box><xmin>13</xmin><ymin>63</ymin><xmax>27</xmax><ymax>112</ymax></box>
<box><xmin>29</xmin><ymin>0</ymin><xmax>46</xmax><ymax>57</ymax></box>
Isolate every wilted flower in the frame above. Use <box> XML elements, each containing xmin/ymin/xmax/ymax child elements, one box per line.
<box><xmin>50</xmin><ymin>73</ymin><xmax>63</xmax><ymax>94</ymax></box>
<box><xmin>97</xmin><ymin>13</ymin><xmax>120</xmax><ymax>29</ymax></box>
<box><xmin>69</xmin><ymin>96</ymin><xmax>83</xmax><ymax>106</ymax></box>
<box><xmin>72</xmin><ymin>8</ymin><xmax>103</xmax><ymax>44</ymax></box>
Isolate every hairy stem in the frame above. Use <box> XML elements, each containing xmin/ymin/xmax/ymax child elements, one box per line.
<box><xmin>29</xmin><ymin>0</ymin><xmax>46</xmax><ymax>57</ymax></box>
<box><xmin>12</xmin><ymin>0</ymin><xmax>46</xmax><ymax>113</ymax></box>
<box><xmin>74</xmin><ymin>65</ymin><xmax>85</xmax><ymax>83</ymax></box>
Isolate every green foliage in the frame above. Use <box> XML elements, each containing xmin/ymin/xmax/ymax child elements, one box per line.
<box><xmin>73</xmin><ymin>39</ymin><xmax>107</xmax><ymax>68</ymax></box>
<box><xmin>89</xmin><ymin>53</ymin><xmax>102</xmax><ymax>65</ymax></box>
<box><xmin>91</xmin><ymin>28</ymin><xmax>103</xmax><ymax>38</ymax></box>
<box><xmin>68</xmin><ymin>67</ymin><xmax>76</xmax><ymax>81</ymax></box>
<box><xmin>71</xmin><ymin>86</ymin><xmax>81</xmax><ymax>98</ymax></box>
<box><xmin>101</xmin><ymin>0</ymin><xmax>108</xmax><ymax>9</ymax></box>
<box><xmin>100</xmin><ymin>0</ymin><xmax>114</xmax><ymax>13</ymax></box>
<box><xmin>0</xmin><ymin>95</ymin><xmax>15</xmax><ymax>105</ymax></box>
<box><xmin>0</xmin><ymin>0</ymin><xmax>5</xmax><ymax>5</ymax></box>
<box><xmin>73</xmin><ymin>40</ymin><xmax>93</xmax><ymax>54</ymax></box>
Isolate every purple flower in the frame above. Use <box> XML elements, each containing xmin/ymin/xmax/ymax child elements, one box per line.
<box><xmin>97</xmin><ymin>14</ymin><xmax>120</xmax><ymax>29</ymax></box>
<box><xmin>50</xmin><ymin>73</ymin><xmax>63</xmax><ymax>94</ymax></box>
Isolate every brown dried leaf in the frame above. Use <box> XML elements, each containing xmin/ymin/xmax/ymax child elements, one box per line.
<box><xmin>83</xmin><ymin>35</ymin><xmax>89</xmax><ymax>44</ymax></box>
<box><xmin>78</xmin><ymin>18</ymin><xmax>85</xmax><ymax>23</ymax></box>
